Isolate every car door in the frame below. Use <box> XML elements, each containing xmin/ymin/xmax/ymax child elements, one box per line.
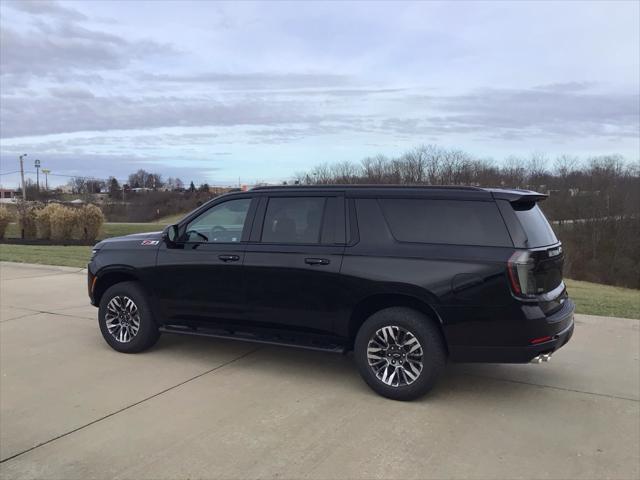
<box><xmin>243</xmin><ymin>193</ymin><xmax>347</xmax><ymax>336</ymax></box>
<box><xmin>153</xmin><ymin>195</ymin><xmax>257</xmax><ymax>327</ymax></box>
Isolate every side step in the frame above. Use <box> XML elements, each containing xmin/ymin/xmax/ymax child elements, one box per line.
<box><xmin>159</xmin><ymin>325</ymin><xmax>347</xmax><ymax>354</ymax></box>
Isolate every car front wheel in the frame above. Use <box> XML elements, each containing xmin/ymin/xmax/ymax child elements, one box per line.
<box><xmin>354</xmin><ymin>307</ymin><xmax>446</xmax><ymax>400</ymax></box>
<box><xmin>98</xmin><ymin>281</ymin><xmax>160</xmax><ymax>353</ymax></box>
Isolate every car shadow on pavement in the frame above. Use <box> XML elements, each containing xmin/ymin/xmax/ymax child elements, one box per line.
<box><xmin>148</xmin><ymin>333</ymin><xmax>544</xmax><ymax>403</ymax></box>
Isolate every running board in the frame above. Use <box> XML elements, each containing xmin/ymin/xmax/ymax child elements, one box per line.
<box><xmin>159</xmin><ymin>325</ymin><xmax>347</xmax><ymax>354</ymax></box>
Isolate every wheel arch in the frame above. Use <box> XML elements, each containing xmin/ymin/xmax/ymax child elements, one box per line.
<box><xmin>93</xmin><ymin>267</ymin><xmax>141</xmax><ymax>306</ymax></box>
<box><xmin>348</xmin><ymin>293</ymin><xmax>448</xmax><ymax>353</ymax></box>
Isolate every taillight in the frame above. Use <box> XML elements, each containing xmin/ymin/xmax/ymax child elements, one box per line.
<box><xmin>507</xmin><ymin>251</ymin><xmax>536</xmax><ymax>298</ymax></box>
<box><xmin>530</xmin><ymin>336</ymin><xmax>552</xmax><ymax>345</ymax></box>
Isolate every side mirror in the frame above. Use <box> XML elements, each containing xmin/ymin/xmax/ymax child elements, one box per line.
<box><xmin>163</xmin><ymin>224</ymin><xmax>179</xmax><ymax>244</ymax></box>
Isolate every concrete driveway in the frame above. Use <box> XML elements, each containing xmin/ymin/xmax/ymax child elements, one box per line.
<box><xmin>1</xmin><ymin>262</ymin><xmax>638</xmax><ymax>480</ymax></box>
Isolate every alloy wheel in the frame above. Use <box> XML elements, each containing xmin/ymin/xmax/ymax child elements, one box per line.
<box><xmin>366</xmin><ymin>325</ymin><xmax>424</xmax><ymax>387</ymax></box>
<box><xmin>105</xmin><ymin>295</ymin><xmax>141</xmax><ymax>343</ymax></box>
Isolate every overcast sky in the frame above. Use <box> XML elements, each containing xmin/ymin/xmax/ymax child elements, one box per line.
<box><xmin>0</xmin><ymin>0</ymin><xmax>638</xmax><ymax>187</ymax></box>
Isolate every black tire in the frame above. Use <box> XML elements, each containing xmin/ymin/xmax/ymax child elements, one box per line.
<box><xmin>98</xmin><ymin>281</ymin><xmax>160</xmax><ymax>353</ymax></box>
<box><xmin>354</xmin><ymin>307</ymin><xmax>446</xmax><ymax>401</ymax></box>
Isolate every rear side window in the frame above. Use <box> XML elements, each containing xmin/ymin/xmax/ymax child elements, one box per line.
<box><xmin>379</xmin><ymin>199</ymin><xmax>512</xmax><ymax>247</ymax></box>
<box><xmin>262</xmin><ymin>197</ymin><xmax>326</xmax><ymax>244</ymax></box>
<box><xmin>512</xmin><ymin>203</ymin><xmax>558</xmax><ymax>247</ymax></box>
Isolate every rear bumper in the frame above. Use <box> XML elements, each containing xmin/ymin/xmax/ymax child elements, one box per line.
<box><xmin>449</xmin><ymin>299</ymin><xmax>575</xmax><ymax>363</ymax></box>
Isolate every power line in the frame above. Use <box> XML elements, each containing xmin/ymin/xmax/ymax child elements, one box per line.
<box><xmin>14</xmin><ymin>170</ymin><xmax>117</xmax><ymax>179</ymax></box>
<box><xmin>2</xmin><ymin>170</ymin><xmax>110</xmax><ymax>180</ymax></box>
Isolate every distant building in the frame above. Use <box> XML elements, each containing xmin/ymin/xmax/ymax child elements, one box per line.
<box><xmin>0</xmin><ymin>188</ymin><xmax>18</xmax><ymax>203</ymax></box>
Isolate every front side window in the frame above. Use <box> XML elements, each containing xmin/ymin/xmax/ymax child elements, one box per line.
<box><xmin>184</xmin><ymin>198</ymin><xmax>251</xmax><ymax>243</ymax></box>
<box><xmin>261</xmin><ymin>197</ymin><xmax>326</xmax><ymax>244</ymax></box>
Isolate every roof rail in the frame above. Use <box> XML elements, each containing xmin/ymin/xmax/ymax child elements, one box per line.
<box><xmin>251</xmin><ymin>184</ymin><xmax>485</xmax><ymax>191</ymax></box>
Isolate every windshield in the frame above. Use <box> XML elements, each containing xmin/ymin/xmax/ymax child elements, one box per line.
<box><xmin>513</xmin><ymin>203</ymin><xmax>558</xmax><ymax>247</ymax></box>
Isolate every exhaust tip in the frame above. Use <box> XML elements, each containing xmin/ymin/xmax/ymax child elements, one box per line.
<box><xmin>531</xmin><ymin>353</ymin><xmax>553</xmax><ymax>364</ymax></box>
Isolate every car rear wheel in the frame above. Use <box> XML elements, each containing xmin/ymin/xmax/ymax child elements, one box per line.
<box><xmin>354</xmin><ymin>307</ymin><xmax>446</xmax><ymax>400</ymax></box>
<box><xmin>98</xmin><ymin>281</ymin><xmax>160</xmax><ymax>353</ymax></box>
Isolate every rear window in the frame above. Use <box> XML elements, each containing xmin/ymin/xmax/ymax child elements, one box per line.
<box><xmin>379</xmin><ymin>199</ymin><xmax>512</xmax><ymax>247</ymax></box>
<box><xmin>512</xmin><ymin>203</ymin><xmax>558</xmax><ymax>247</ymax></box>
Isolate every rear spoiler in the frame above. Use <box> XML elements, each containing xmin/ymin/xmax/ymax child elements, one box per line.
<box><xmin>488</xmin><ymin>188</ymin><xmax>548</xmax><ymax>204</ymax></box>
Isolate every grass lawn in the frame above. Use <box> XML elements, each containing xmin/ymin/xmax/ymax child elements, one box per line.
<box><xmin>4</xmin><ymin>222</ymin><xmax>166</xmax><ymax>240</ymax></box>
<box><xmin>564</xmin><ymin>279</ymin><xmax>639</xmax><ymax>320</ymax></box>
<box><xmin>0</xmin><ymin>244</ymin><xmax>91</xmax><ymax>268</ymax></box>
<box><xmin>157</xmin><ymin>212</ymin><xmax>187</xmax><ymax>224</ymax></box>
<box><xmin>101</xmin><ymin>222</ymin><xmax>165</xmax><ymax>238</ymax></box>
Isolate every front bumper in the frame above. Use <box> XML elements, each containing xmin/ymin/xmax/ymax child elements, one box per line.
<box><xmin>449</xmin><ymin>298</ymin><xmax>575</xmax><ymax>363</ymax></box>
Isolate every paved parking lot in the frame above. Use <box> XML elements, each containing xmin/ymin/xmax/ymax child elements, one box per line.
<box><xmin>1</xmin><ymin>261</ymin><xmax>639</xmax><ymax>479</ymax></box>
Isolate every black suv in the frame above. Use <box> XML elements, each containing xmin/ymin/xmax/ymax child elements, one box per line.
<box><xmin>88</xmin><ymin>186</ymin><xmax>574</xmax><ymax>400</ymax></box>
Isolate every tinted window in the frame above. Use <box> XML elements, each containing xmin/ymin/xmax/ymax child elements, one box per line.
<box><xmin>513</xmin><ymin>203</ymin><xmax>558</xmax><ymax>247</ymax></box>
<box><xmin>379</xmin><ymin>199</ymin><xmax>512</xmax><ymax>247</ymax></box>
<box><xmin>262</xmin><ymin>197</ymin><xmax>326</xmax><ymax>244</ymax></box>
<box><xmin>185</xmin><ymin>198</ymin><xmax>251</xmax><ymax>243</ymax></box>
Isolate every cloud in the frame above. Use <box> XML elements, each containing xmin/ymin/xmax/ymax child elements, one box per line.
<box><xmin>140</xmin><ymin>72</ymin><xmax>352</xmax><ymax>90</ymax></box>
<box><xmin>379</xmin><ymin>87</ymin><xmax>640</xmax><ymax>140</ymax></box>
<box><xmin>532</xmin><ymin>82</ymin><xmax>596</xmax><ymax>93</ymax></box>
<box><xmin>0</xmin><ymin>4</ymin><xmax>174</xmax><ymax>90</ymax></box>
<box><xmin>2</xmin><ymin>84</ymin><xmax>637</xmax><ymax>144</ymax></box>
<box><xmin>435</xmin><ymin>88</ymin><xmax>639</xmax><ymax>138</ymax></box>
<box><xmin>0</xmin><ymin>132</ymin><xmax>223</xmax><ymax>152</ymax></box>
<box><xmin>48</xmin><ymin>87</ymin><xmax>96</xmax><ymax>99</ymax></box>
<box><xmin>4</xmin><ymin>0</ymin><xmax>87</xmax><ymax>22</ymax></box>
<box><xmin>0</xmin><ymin>26</ymin><xmax>122</xmax><ymax>76</ymax></box>
<box><xmin>0</xmin><ymin>91</ymin><xmax>371</xmax><ymax>138</ymax></box>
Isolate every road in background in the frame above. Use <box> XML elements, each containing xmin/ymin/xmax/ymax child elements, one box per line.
<box><xmin>1</xmin><ymin>262</ymin><xmax>638</xmax><ymax>479</ymax></box>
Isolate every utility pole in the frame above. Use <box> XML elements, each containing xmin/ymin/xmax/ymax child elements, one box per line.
<box><xmin>42</xmin><ymin>169</ymin><xmax>50</xmax><ymax>191</ymax></box>
<box><xmin>18</xmin><ymin>153</ymin><xmax>27</xmax><ymax>201</ymax></box>
<box><xmin>34</xmin><ymin>159</ymin><xmax>41</xmax><ymax>191</ymax></box>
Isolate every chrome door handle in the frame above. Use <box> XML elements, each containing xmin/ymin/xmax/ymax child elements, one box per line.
<box><xmin>305</xmin><ymin>257</ymin><xmax>330</xmax><ymax>265</ymax></box>
<box><xmin>218</xmin><ymin>254</ymin><xmax>240</xmax><ymax>262</ymax></box>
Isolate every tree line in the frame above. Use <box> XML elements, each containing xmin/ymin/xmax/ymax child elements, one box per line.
<box><xmin>64</xmin><ymin>170</ymin><xmax>203</xmax><ymax>195</ymax></box>
<box><xmin>294</xmin><ymin>145</ymin><xmax>639</xmax><ymax>289</ymax></box>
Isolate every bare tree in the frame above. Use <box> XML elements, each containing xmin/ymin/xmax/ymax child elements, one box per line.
<box><xmin>331</xmin><ymin>161</ymin><xmax>360</xmax><ymax>184</ymax></box>
<box><xmin>501</xmin><ymin>156</ymin><xmax>527</xmax><ymax>187</ymax></box>
<box><xmin>128</xmin><ymin>169</ymin><xmax>164</xmax><ymax>189</ymax></box>
<box><xmin>361</xmin><ymin>155</ymin><xmax>388</xmax><ymax>183</ymax></box>
<box><xmin>553</xmin><ymin>154</ymin><xmax>579</xmax><ymax>178</ymax></box>
<box><xmin>67</xmin><ymin>177</ymin><xmax>87</xmax><ymax>195</ymax></box>
<box><xmin>526</xmin><ymin>152</ymin><xmax>549</xmax><ymax>187</ymax></box>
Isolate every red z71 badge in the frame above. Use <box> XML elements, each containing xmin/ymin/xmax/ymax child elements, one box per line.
<box><xmin>141</xmin><ymin>240</ymin><xmax>159</xmax><ymax>246</ymax></box>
